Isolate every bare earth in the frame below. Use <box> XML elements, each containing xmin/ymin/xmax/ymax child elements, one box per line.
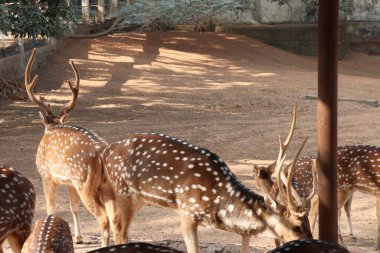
<box><xmin>0</xmin><ymin>31</ymin><xmax>379</xmax><ymax>253</ymax></box>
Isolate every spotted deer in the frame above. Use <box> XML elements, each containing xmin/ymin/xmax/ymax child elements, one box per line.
<box><xmin>266</xmin><ymin>239</ymin><xmax>350</xmax><ymax>253</ymax></box>
<box><xmin>87</xmin><ymin>242</ymin><xmax>184</xmax><ymax>253</ymax></box>
<box><xmin>21</xmin><ymin>215</ymin><xmax>73</xmax><ymax>253</ymax></box>
<box><xmin>254</xmin><ymin>144</ymin><xmax>380</xmax><ymax>249</ymax></box>
<box><xmin>24</xmin><ymin>48</ymin><xmax>122</xmax><ymax>247</ymax></box>
<box><xmin>101</xmin><ymin>110</ymin><xmax>314</xmax><ymax>253</ymax></box>
<box><xmin>0</xmin><ymin>165</ymin><xmax>36</xmax><ymax>253</ymax></box>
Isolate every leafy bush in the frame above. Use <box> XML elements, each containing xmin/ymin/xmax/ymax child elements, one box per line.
<box><xmin>0</xmin><ymin>0</ymin><xmax>73</xmax><ymax>38</ymax></box>
<box><xmin>0</xmin><ymin>4</ymin><xmax>11</xmax><ymax>34</ymax></box>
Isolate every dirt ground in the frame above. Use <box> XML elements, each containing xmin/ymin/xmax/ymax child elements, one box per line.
<box><xmin>1</xmin><ymin>31</ymin><xmax>379</xmax><ymax>252</ymax></box>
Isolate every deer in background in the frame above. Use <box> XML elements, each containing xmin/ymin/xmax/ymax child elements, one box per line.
<box><xmin>253</xmin><ymin>144</ymin><xmax>380</xmax><ymax>250</ymax></box>
<box><xmin>24</xmin><ymin>48</ymin><xmax>123</xmax><ymax>247</ymax></box>
<box><xmin>21</xmin><ymin>215</ymin><xmax>74</xmax><ymax>253</ymax></box>
<box><xmin>87</xmin><ymin>242</ymin><xmax>184</xmax><ymax>253</ymax></box>
<box><xmin>101</xmin><ymin>108</ymin><xmax>314</xmax><ymax>253</ymax></box>
<box><xmin>0</xmin><ymin>165</ymin><xmax>36</xmax><ymax>253</ymax></box>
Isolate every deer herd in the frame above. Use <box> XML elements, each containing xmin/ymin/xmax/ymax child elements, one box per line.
<box><xmin>1</xmin><ymin>48</ymin><xmax>376</xmax><ymax>253</ymax></box>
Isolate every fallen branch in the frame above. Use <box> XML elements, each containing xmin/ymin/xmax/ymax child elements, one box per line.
<box><xmin>305</xmin><ymin>95</ymin><xmax>379</xmax><ymax>107</ymax></box>
<box><xmin>68</xmin><ymin>17</ymin><xmax>123</xmax><ymax>39</ymax></box>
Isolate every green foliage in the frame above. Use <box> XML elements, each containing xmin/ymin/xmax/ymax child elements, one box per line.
<box><xmin>112</xmin><ymin>0</ymin><xmax>246</xmax><ymax>31</ymax></box>
<box><xmin>7</xmin><ymin>2</ymin><xmax>46</xmax><ymax>38</ymax></box>
<box><xmin>42</xmin><ymin>0</ymin><xmax>73</xmax><ymax>37</ymax></box>
<box><xmin>0</xmin><ymin>0</ymin><xmax>73</xmax><ymax>38</ymax></box>
<box><xmin>0</xmin><ymin>4</ymin><xmax>11</xmax><ymax>34</ymax></box>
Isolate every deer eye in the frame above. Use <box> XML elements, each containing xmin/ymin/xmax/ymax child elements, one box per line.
<box><xmin>292</xmin><ymin>226</ymin><xmax>302</xmax><ymax>234</ymax></box>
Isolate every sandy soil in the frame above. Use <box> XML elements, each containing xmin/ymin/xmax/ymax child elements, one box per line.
<box><xmin>0</xmin><ymin>31</ymin><xmax>379</xmax><ymax>253</ymax></box>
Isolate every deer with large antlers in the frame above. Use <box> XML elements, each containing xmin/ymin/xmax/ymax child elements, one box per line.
<box><xmin>21</xmin><ymin>215</ymin><xmax>74</xmax><ymax>253</ymax></box>
<box><xmin>0</xmin><ymin>165</ymin><xmax>36</xmax><ymax>253</ymax></box>
<box><xmin>24</xmin><ymin>48</ymin><xmax>122</xmax><ymax>247</ymax></box>
<box><xmin>101</xmin><ymin>108</ymin><xmax>314</xmax><ymax>253</ymax></box>
<box><xmin>254</xmin><ymin>144</ymin><xmax>380</xmax><ymax>250</ymax></box>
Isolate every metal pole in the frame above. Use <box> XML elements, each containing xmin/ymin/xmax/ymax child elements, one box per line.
<box><xmin>317</xmin><ymin>0</ymin><xmax>339</xmax><ymax>243</ymax></box>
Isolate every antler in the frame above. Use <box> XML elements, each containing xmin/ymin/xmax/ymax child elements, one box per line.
<box><xmin>285</xmin><ymin>137</ymin><xmax>308</xmax><ymax>213</ymax></box>
<box><xmin>274</xmin><ymin>105</ymin><xmax>303</xmax><ymax>205</ymax></box>
<box><xmin>25</xmin><ymin>48</ymin><xmax>80</xmax><ymax>122</ymax></box>
<box><xmin>24</xmin><ymin>48</ymin><xmax>54</xmax><ymax>116</ymax></box>
<box><xmin>59</xmin><ymin>60</ymin><xmax>80</xmax><ymax>117</ymax></box>
<box><xmin>275</xmin><ymin>105</ymin><xmax>297</xmax><ymax>168</ymax></box>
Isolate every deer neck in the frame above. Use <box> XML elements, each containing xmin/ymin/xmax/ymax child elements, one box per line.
<box><xmin>213</xmin><ymin>182</ymin><xmax>270</xmax><ymax>236</ymax></box>
<box><xmin>214</xmin><ymin>182</ymin><xmax>293</xmax><ymax>239</ymax></box>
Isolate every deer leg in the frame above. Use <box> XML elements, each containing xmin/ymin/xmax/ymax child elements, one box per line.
<box><xmin>376</xmin><ymin>196</ymin><xmax>380</xmax><ymax>251</ymax></box>
<box><xmin>344</xmin><ymin>194</ymin><xmax>356</xmax><ymax>239</ymax></box>
<box><xmin>99</xmin><ymin>181</ymin><xmax>126</xmax><ymax>245</ymax></box>
<box><xmin>67</xmin><ymin>186</ymin><xmax>83</xmax><ymax>244</ymax></box>
<box><xmin>337</xmin><ymin>207</ymin><xmax>345</xmax><ymax>246</ymax></box>
<box><xmin>117</xmin><ymin>195</ymin><xmax>145</xmax><ymax>243</ymax></box>
<box><xmin>7</xmin><ymin>232</ymin><xmax>23</xmax><ymax>253</ymax></box>
<box><xmin>42</xmin><ymin>178</ymin><xmax>58</xmax><ymax>214</ymax></box>
<box><xmin>77</xmin><ymin>187</ymin><xmax>110</xmax><ymax>247</ymax></box>
<box><xmin>241</xmin><ymin>235</ymin><xmax>250</xmax><ymax>253</ymax></box>
<box><xmin>337</xmin><ymin>189</ymin><xmax>353</xmax><ymax>248</ymax></box>
<box><xmin>180</xmin><ymin>216</ymin><xmax>200</xmax><ymax>253</ymax></box>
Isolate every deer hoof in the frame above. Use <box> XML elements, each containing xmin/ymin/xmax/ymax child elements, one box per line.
<box><xmin>75</xmin><ymin>236</ymin><xmax>83</xmax><ymax>244</ymax></box>
<box><xmin>349</xmin><ymin>234</ymin><xmax>357</xmax><ymax>240</ymax></box>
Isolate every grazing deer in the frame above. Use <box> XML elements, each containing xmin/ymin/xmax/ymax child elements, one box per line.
<box><xmin>0</xmin><ymin>165</ymin><xmax>36</xmax><ymax>253</ymax></box>
<box><xmin>266</xmin><ymin>239</ymin><xmax>350</xmax><ymax>253</ymax></box>
<box><xmin>101</xmin><ymin>109</ymin><xmax>314</xmax><ymax>253</ymax></box>
<box><xmin>21</xmin><ymin>215</ymin><xmax>74</xmax><ymax>253</ymax></box>
<box><xmin>87</xmin><ymin>242</ymin><xmax>184</xmax><ymax>253</ymax></box>
<box><xmin>254</xmin><ymin>144</ymin><xmax>380</xmax><ymax>249</ymax></box>
<box><xmin>24</xmin><ymin>48</ymin><xmax>122</xmax><ymax>247</ymax></box>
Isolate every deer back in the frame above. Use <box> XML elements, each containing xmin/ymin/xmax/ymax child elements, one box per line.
<box><xmin>36</xmin><ymin>125</ymin><xmax>108</xmax><ymax>185</ymax></box>
<box><xmin>267</xmin><ymin>239</ymin><xmax>349</xmax><ymax>253</ymax></box>
<box><xmin>22</xmin><ymin>215</ymin><xmax>74</xmax><ymax>253</ymax></box>
<box><xmin>87</xmin><ymin>242</ymin><xmax>184</xmax><ymax>253</ymax></box>
<box><xmin>337</xmin><ymin>145</ymin><xmax>380</xmax><ymax>194</ymax></box>
<box><xmin>103</xmin><ymin>133</ymin><xmax>312</xmax><ymax>241</ymax></box>
<box><xmin>0</xmin><ymin>165</ymin><xmax>36</xmax><ymax>248</ymax></box>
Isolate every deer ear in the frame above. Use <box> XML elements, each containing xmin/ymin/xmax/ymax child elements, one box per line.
<box><xmin>39</xmin><ymin>111</ymin><xmax>49</xmax><ymax>125</ymax></box>
<box><xmin>267</xmin><ymin>162</ymin><xmax>277</xmax><ymax>177</ymax></box>
<box><xmin>251</xmin><ymin>164</ymin><xmax>260</xmax><ymax>179</ymax></box>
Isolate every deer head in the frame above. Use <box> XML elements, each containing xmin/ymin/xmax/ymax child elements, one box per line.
<box><xmin>24</xmin><ymin>48</ymin><xmax>80</xmax><ymax>125</ymax></box>
<box><xmin>258</xmin><ymin>137</ymin><xmax>315</xmax><ymax>243</ymax></box>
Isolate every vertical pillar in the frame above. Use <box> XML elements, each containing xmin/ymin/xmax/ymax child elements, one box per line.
<box><xmin>317</xmin><ymin>0</ymin><xmax>339</xmax><ymax>243</ymax></box>
<box><xmin>111</xmin><ymin>0</ymin><xmax>118</xmax><ymax>12</ymax></box>
<box><xmin>98</xmin><ymin>0</ymin><xmax>105</xmax><ymax>23</ymax></box>
<box><xmin>82</xmin><ymin>0</ymin><xmax>90</xmax><ymax>23</ymax></box>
